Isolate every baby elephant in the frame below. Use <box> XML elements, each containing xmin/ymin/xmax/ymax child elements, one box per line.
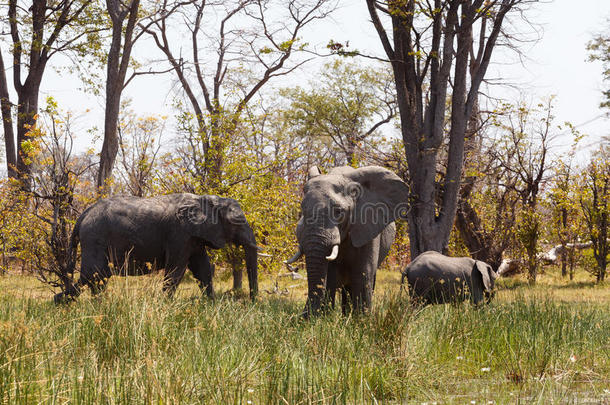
<box><xmin>402</xmin><ymin>251</ymin><xmax>498</xmax><ymax>305</ymax></box>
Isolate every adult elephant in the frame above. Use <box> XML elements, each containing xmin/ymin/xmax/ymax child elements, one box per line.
<box><xmin>54</xmin><ymin>193</ymin><xmax>258</xmax><ymax>303</ymax></box>
<box><xmin>285</xmin><ymin>166</ymin><xmax>409</xmax><ymax>317</ymax></box>
<box><xmin>402</xmin><ymin>251</ymin><xmax>498</xmax><ymax>305</ymax></box>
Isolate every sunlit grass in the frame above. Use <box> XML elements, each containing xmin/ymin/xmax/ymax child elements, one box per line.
<box><xmin>0</xmin><ymin>265</ymin><xmax>608</xmax><ymax>403</ymax></box>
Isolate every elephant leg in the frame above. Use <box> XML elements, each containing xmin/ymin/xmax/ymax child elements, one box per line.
<box><xmin>326</xmin><ymin>263</ymin><xmax>339</xmax><ymax>309</ymax></box>
<box><xmin>189</xmin><ymin>251</ymin><xmax>214</xmax><ymax>298</ymax></box>
<box><xmin>162</xmin><ymin>241</ymin><xmax>192</xmax><ymax>296</ymax></box>
<box><xmin>347</xmin><ymin>246</ymin><xmax>376</xmax><ymax>313</ymax></box>
<box><xmin>363</xmin><ymin>271</ymin><xmax>376</xmax><ymax>310</ymax></box>
<box><xmin>163</xmin><ymin>264</ymin><xmax>187</xmax><ymax>297</ymax></box>
<box><xmin>350</xmin><ymin>282</ymin><xmax>365</xmax><ymax>313</ymax></box>
<box><xmin>341</xmin><ymin>286</ymin><xmax>350</xmax><ymax>316</ymax></box>
<box><xmin>88</xmin><ymin>276</ymin><xmax>109</xmax><ymax>296</ymax></box>
<box><xmin>54</xmin><ymin>250</ymin><xmax>97</xmax><ymax>302</ymax></box>
<box><xmin>54</xmin><ymin>278</ymin><xmax>82</xmax><ymax>304</ymax></box>
<box><xmin>470</xmin><ymin>275</ymin><xmax>485</xmax><ymax>305</ymax></box>
<box><xmin>77</xmin><ymin>244</ymin><xmax>111</xmax><ymax>296</ymax></box>
<box><xmin>348</xmin><ymin>272</ymin><xmax>376</xmax><ymax>312</ymax></box>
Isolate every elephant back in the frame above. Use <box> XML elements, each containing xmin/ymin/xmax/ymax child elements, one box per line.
<box><xmin>404</xmin><ymin>251</ymin><xmax>475</xmax><ymax>303</ymax></box>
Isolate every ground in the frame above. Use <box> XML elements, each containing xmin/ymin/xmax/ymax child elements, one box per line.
<box><xmin>0</xmin><ymin>264</ymin><xmax>608</xmax><ymax>404</ymax></box>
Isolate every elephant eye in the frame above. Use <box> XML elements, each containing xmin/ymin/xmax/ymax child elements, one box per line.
<box><xmin>331</xmin><ymin>206</ymin><xmax>345</xmax><ymax>221</ymax></box>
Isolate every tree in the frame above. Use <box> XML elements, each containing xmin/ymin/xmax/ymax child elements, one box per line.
<box><xmin>281</xmin><ymin>60</ymin><xmax>396</xmax><ymax>167</ymax></box>
<box><xmin>116</xmin><ymin>108</ymin><xmax>166</xmax><ymax>197</ymax></box>
<box><xmin>588</xmin><ymin>25</ymin><xmax>610</xmax><ymax>110</ymax></box>
<box><xmin>546</xmin><ymin>151</ymin><xmax>584</xmax><ymax>279</ymax></box>
<box><xmin>229</xmin><ymin>100</ymin><xmax>329</xmax><ymax>183</ymax></box>
<box><xmin>455</xmin><ymin>145</ymin><xmax>520</xmax><ymax>271</ymax></box>
<box><xmin>579</xmin><ymin>149</ymin><xmax>610</xmax><ymax>283</ymax></box>
<box><xmin>0</xmin><ymin>0</ymin><xmax>100</xmax><ymax>189</ymax></box>
<box><xmin>144</xmin><ymin>0</ymin><xmax>335</xmax><ymax>190</ymax></box>
<box><xmin>491</xmin><ymin>99</ymin><xmax>556</xmax><ymax>282</ymax></box>
<box><xmin>28</xmin><ymin>99</ymin><xmax>96</xmax><ymax>293</ymax></box>
<box><xmin>366</xmin><ymin>0</ymin><xmax>527</xmax><ymax>257</ymax></box>
<box><xmin>96</xmin><ymin>0</ymin><xmax>176</xmax><ymax>190</ymax></box>
<box><xmin>96</xmin><ymin>0</ymin><xmax>141</xmax><ymax>190</ymax></box>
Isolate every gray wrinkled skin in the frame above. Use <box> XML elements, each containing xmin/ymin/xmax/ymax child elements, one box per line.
<box><xmin>295</xmin><ymin>165</ymin><xmax>410</xmax><ymax>317</ymax></box>
<box><xmin>54</xmin><ymin>193</ymin><xmax>258</xmax><ymax>303</ymax></box>
<box><xmin>402</xmin><ymin>251</ymin><xmax>498</xmax><ymax>305</ymax></box>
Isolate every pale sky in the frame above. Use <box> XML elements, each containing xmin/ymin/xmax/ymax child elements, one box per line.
<box><xmin>24</xmin><ymin>1</ymin><xmax>610</xmax><ymax>159</ymax></box>
<box><xmin>497</xmin><ymin>0</ymin><xmax>610</xmax><ymax>155</ymax></box>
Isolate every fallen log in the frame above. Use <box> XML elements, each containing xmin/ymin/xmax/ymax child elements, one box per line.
<box><xmin>538</xmin><ymin>242</ymin><xmax>593</xmax><ymax>264</ymax></box>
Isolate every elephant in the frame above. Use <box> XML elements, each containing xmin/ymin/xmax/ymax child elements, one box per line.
<box><xmin>401</xmin><ymin>251</ymin><xmax>498</xmax><ymax>305</ymax></box>
<box><xmin>285</xmin><ymin>165</ymin><xmax>410</xmax><ymax>317</ymax></box>
<box><xmin>53</xmin><ymin>193</ymin><xmax>259</xmax><ymax>303</ymax></box>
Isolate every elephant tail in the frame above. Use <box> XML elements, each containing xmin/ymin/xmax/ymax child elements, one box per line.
<box><xmin>400</xmin><ymin>265</ymin><xmax>409</xmax><ymax>285</ymax></box>
<box><xmin>54</xmin><ymin>206</ymin><xmax>96</xmax><ymax>303</ymax></box>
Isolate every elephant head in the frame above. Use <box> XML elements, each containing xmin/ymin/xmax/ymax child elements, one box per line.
<box><xmin>177</xmin><ymin>194</ymin><xmax>258</xmax><ymax>297</ymax></box>
<box><xmin>289</xmin><ymin>166</ymin><xmax>409</xmax><ymax>316</ymax></box>
<box><xmin>473</xmin><ymin>260</ymin><xmax>498</xmax><ymax>303</ymax></box>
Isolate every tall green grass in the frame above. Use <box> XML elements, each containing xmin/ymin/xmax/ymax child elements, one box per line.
<box><xmin>0</xmin><ymin>276</ymin><xmax>608</xmax><ymax>404</ymax></box>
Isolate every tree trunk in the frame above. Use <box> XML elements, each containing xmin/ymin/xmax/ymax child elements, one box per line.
<box><xmin>526</xmin><ymin>236</ymin><xmax>539</xmax><ymax>284</ymax></box>
<box><xmin>455</xmin><ymin>198</ymin><xmax>505</xmax><ymax>270</ymax></box>
<box><xmin>568</xmin><ymin>242</ymin><xmax>576</xmax><ymax>280</ymax></box>
<box><xmin>560</xmin><ymin>207</ymin><xmax>568</xmax><ymax>277</ymax></box>
<box><xmin>4</xmin><ymin>0</ymin><xmax>95</xmax><ymax>188</ymax></box>
<box><xmin>0</xmin><ymin>52</ymin><xmax>16</xmax><ymax>179</ymax></box>
<box><xmin>97</xmin><ymin>85</ymin><xmax>121</xmax><ymax>190</ymax></box>
<box><xmin>97</xmin><ymin>18</ymin><xmax>125</xmax><ymax>191</ymax></box>
<box><xmin>206</xmin><ymin>125</ymin><xmax>225</xmax><ymax>190</ymax></box>
<box><xmin>346</xmin><ymin>136</ymin><xmax>357</xmax><ymax>167</ymax></box>
<box><xmin>15</xmin><ymin>86</ymin><xmax>41</xmax><ymax>190</ymax></box>
<box><xmin>594</xmin><ymin>241</ymin><xmax>607</xmax><ymax>284</ymax></box>
<box><xmin>453</xmin><ymin>94</ymin><xmax>511</xmax><ymax>269</ymax></box>
<box><xmin>406</xmin><ymin>152</ymin><xmax>450</xmax><ymax>257</ymax></box>
<box><xmin>395</xmin><ymin>1</ymin><xmax>470</xmax><ymax>258</ymax></box>
<box><xmin>97</xmin><ymin>0</ymin><xmax>140</xmax><ymax>192</ymax></box>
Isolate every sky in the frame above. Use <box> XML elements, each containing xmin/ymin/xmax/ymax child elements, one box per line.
<box><xmin>19</xmin><ymin>0</ymin><xmax>610</xmax><ymax>161</ymax></box>
<box><xmin>495</xmin><ymin>0</ymin><xmax>610</xmax><ymax>156</ymax></box>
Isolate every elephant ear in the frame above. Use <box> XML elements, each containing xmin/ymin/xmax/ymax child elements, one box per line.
<box><xmin>345</xmin><ymin>166</ymin><xmax>410</xmax><ymax>248</ymax></box>
<box><xmin>223</xmin><ymin>198</ymin><xmax>248</xmax><ymax>225</ymax></box>
<box><xmin>176</xmin><ymin>196</ymin><xmax>226</xmax><ymax>248</ymax></box>
<box><xmin>176</xmin><ymin>203</ymin><xmax>208</xmax><ymax>227</ymax></box>
<box><xmin>474</xmin><ymin>261</ymin><xmax>496</xmax><ymax>292</ymax></box>
<box><xmin>295</xmin><ymin>216</ymin><xmax>305</xmax><ymax>247</ymax></box>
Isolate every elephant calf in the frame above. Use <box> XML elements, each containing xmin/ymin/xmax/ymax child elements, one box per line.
<box><xmin>402</xmin><ymin>251</ymin><xmax>498</xmax><ymax>305</ymax></box>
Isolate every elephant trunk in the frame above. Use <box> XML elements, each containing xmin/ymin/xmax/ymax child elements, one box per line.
<box><xmin>298</xmin><ymin>224</ymin><xmax>340</xmax><ymax>318</ymax></box>
<box><xmin>303</xmin><ymin>247</ymin><xmax>331</xmax><ymax>318</ymax></box>
<box><xmin>236</xmin><ymin>223</ymin><xmax>258</xmax><ymax>299</ymax></box>
<box><xmin>243</xmin><ymin>245</ymin><xmax>258</xmax><ymax>299</ymax></box>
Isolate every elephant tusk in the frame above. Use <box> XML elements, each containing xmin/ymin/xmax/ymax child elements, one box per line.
<box><xmin>326</xmin><ymin>245</ymin><xmax>339</xmax><ymax>261</ymax></box>
<box><xmin>284</xmin><ymin>248</ymin><xmax>303</xmax><ymax>264</ymax></box>
<box><xmin>257</xmin><ymin>252</ymin><xmax>272</xmax><ymax>257</ymax></box>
